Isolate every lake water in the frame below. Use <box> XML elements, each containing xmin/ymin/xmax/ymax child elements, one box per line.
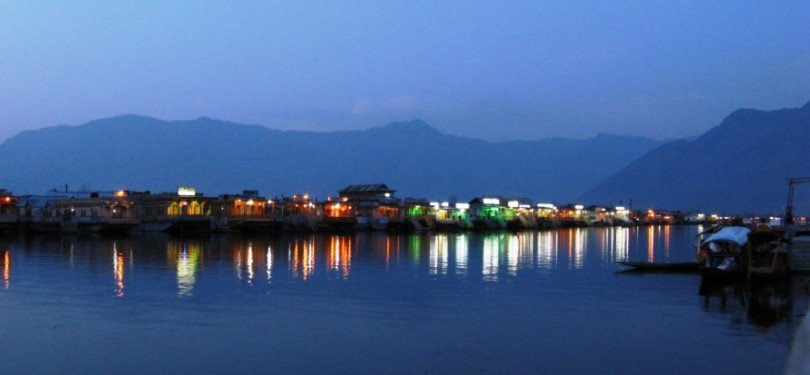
<box><xmin>0</xmin><ymin>226</ymin><xmax>800</xmax><ymax>373</ymax></box>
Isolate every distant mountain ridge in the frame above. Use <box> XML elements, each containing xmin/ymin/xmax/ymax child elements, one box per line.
<box><xmin>0</xmin><ymin>116</ymin><xmax>662</xmax><ymax>201</ymax></box>
<box><xmin>580</xmin><ymin>102</ymin><xmax>810</xmax><ymax>214</ymax></box>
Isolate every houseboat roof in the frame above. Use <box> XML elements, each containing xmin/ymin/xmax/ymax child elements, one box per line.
<box><xmin>339</xmin><ymin>184</ymin><xmax>395</xmax><ymax>194</ymax></box>
<box><xmin>17</xmin><ymin>195</ymin><xmax>61</xmax><ymax>208</ymax></box>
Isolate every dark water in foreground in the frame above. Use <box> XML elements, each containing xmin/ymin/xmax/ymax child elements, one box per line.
<box><xmin>0</xmin><ymin>226</ymin><xmax>800</xmax><ymax>373</ymax></box>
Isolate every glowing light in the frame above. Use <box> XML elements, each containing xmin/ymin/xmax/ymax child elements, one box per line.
<box><xmin>441</xmin><ymin>201</ymin><xmax>449</xmax><ymax>207</ymax></box>
<box><xmin>115</xmin><ymin>190</ymin><xmax>126</xmax><ymax>198</ymax></box>
<box><xmin>483</xmin><ymin>198</ymin><xmax>500</xmax><ymax>205</ymax></box>
<box><xmin>455</xmin><ymin>203</ymin><xmax>470</xmax><ymax>209</ymax></box>
<box><xmin>177</xmin><ymin>187</ymin><xmax>196</xmax><ymax>196</ymax></box>
<box><xmin>537</xmin><ymin>203</ymin><xmax>557</xmax><ymax>210</ymax></box>
<box><xmin>384</xmin><ymin>193</ymin><xmax>391</xmax><ymax>198</ymax></box>
<box><xmin>508</xmin><ymin>200</ymin><xmax>519</xmax><ymax>208</ymax></box>
<box><xmin>574</xmin><ymin>204</ymin><xmax>584</xmax><ymax>210</ymax></box>
<box><xmin>247</xmin><ymin>199</ymin><xmax>254</xmax><ymax>206</ymax></box>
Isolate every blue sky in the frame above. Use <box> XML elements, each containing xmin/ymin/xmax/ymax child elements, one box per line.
<box><xmin>0</xmin><ymin>1</ymin><xmax>808</xmax><ymax>141</ymax></box>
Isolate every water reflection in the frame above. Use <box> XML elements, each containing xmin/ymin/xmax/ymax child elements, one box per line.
<box><xmin>0</xmin><ymin>227</ymin><xmax>792</xmax><ymax>373</ymax></box>
<box><xmin>537</xmin><ymin>231</ymin><xmax>557</xmax><ymax>271</ymax></box>
<box><xmin>290</xmin><ymin>237</ymin><xmax>315</xmax><ymax>281</ymax></box>
<box><xmin>699</xmin><ymin>278</ymin><xmax>798</xmax><ymax>330</ymax></box>
<box><xmin>482</xmin><ymin>234</ymin><xmax>501</xmax><ymax>282</ymax></box>
<box><xmin>168</xmin><ymin>241</ymin><xmax>201</xmax><ymax>297</ymax></box>
<box><xmin>3</xmin><ymin>249</ymin><xmax>9</xmax><ymax>289</ymax></box>
<box><xmin>455</xmin><ymin>234</ymin><xmax>468</xmax><ymax>275</ymax></box>
<box><xmin>429</xmin><ymin>235</ymin><xmax>448</xmax><ymax>275</ymax></box>
<box><xmin>113</xmin><ymin>243</ymin><xmax>125</xmax><ymax>297</ymax></box>
<box><xmin>0</xmin><ymin>227</ymin><xmax>706</xmax><ymax>290</ymax></box>
<box><xmin>266</xmin><ymin>245</ymin><xmax>273</xmax><ymax>281</ymax></box>
<box><xmin>327</xmin><ymin>236</ymin><xmax>352</xmax><ymax>278</ymax></box>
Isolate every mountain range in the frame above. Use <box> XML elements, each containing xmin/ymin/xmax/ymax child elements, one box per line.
<box><xmin>0</xmin><ymin>116</ymin><xmax>661</xmax><ymax>202</ymax></box>
<box><xmin>580</xmin><ymin>102</ymin><xmax>810</xmax><ymax>214</ymax></box>
<box><xmin>4</xmin><ymin>101</ymin><xmax>809</xmax><ymax>214</ymax></box>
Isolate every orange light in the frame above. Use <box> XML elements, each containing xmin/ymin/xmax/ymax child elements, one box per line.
<box><xmin>115</xmin><ymin>190</ymin><xmax>126</xmax><ymax>198</ymax></box>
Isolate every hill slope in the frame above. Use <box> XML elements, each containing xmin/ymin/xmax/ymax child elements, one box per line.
<box><xmin>0</xmin><ymin>116</ymin><xmax>661</xmax><ymax>201</ymax></box>
<box><xmin>580</xmin><ymin>102</ymin><xmax>810</xmax><ymax>214</ymax></box>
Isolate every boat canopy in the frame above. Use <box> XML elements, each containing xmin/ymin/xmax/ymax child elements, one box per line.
<box><xmin>702</xmin><ymin>226</ymin><xmax>751</xmax><ymax>247</ymax></box>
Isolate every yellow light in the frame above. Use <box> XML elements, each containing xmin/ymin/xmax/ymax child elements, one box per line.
<box><xmin>177</xmin><ymin>187</ymin><xmax>196</xmax><ymax>197</ymax></box>
<box><xmin>247</xmin><ymin>199</ymin><xmax>254</xmax><ymax>206</ymax></box>
<box><xmin>115</xmin><ymin>190</ymin><xmax>126</xmax><ymax>198</ymax></box>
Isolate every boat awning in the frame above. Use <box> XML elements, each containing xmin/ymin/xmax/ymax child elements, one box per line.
<box><xmin>702</xmin><ymin>226</ymin><xmax>750</xmax><ymax>247</ymax></box>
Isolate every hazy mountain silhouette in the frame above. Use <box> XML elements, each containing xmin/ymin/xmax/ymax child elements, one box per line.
<box><xmin>580</xmin><ymin>102</ymin><xmax>810</xmax><ymax>214</ymax></box>
<box><xmin>0</xmin><ymin>116</ymin><xmax>661</xmax><ymax>201</ymax></box>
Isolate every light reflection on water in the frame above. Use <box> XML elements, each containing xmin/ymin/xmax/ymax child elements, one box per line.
<box><xmin>0</xmin><ymin>226</ymin><xmax>794</xmax><ymax>373</ymax></box>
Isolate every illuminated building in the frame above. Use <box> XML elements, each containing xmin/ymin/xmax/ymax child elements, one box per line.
<box><xmin>0</xmin><ymin>189</ymin><xmax>16</xmax><ymax>232</ymax></box>
<box><xmin>131</xmin><ymin>187</ymin><xmax>216</xmax><ymax>233</ymax></box>
<box><xmin>334</xmin><ymin>184</ymin><xmax>400</xmax><ymax>230</ymax></box>
<box><xmin>469</xmin><ymin>197</ymin><xmax>507</xmax><ymax>229</ymax></box>
<box><xmin>213</xmin><ymin>190</ymin><xmax>283</xmax><ymax>232</ymax></box>
<box><xmin>432</xmin><ymin>201</ymin><xmax>473</xmax><ymax>231</ymax></box>
<box><xmin>400</xmin><ymin>197</ymin><xmax>435</xmax><ymax>230</ymax></box>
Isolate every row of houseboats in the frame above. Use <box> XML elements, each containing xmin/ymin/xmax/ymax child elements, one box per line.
<box><xmin>0</xmin><ymin>183</ymin><xmax>718</xmax><ymax>235</ymax></box>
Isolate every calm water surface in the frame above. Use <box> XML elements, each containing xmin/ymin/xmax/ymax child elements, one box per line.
<box><xmin>0</xmin><ymin>226</ymin><xmax>800</xmax><ymax>373</ymax></box>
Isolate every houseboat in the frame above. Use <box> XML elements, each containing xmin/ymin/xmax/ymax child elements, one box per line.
<box><xmin>504</xmin><ymin>198</ymin><xmax>537</xmax><ymax>230</ymax></box>
<box><xmin>132</xmin><ymin>187</ymin><xmax>215</xmax><ymax>233</ymax></box>
<box><xmin>17</xmin><ymin>196</ymin><xmax>56</xmax><ymax>233</ymax></box>
<box><xmin>469</xmin><ymin>197</ymin><xmax>507</xmax><ymax>230</ymax></box>
<box><xmin>400</xmin><ymin>198</ymin><xmax>435</xmax><ymax>230</ymax></box>
<box><xmin>337</xmin><ymin>184</ymin><xmax>400</xmax><ymax>230</ymax></box>
<box><xmin>535</xmin><ymin>203</ymin><xmax>559</xmax><ymax>228</ymax></box>
<box><xmin>323</xmin><ymin>195</ymin><xmax>356</xmax><ymax>231</ymax></box>
<box><xmin>557</xmin><ymin>204</ymin><xmax>588</xmax><ymax>227</ymax></box>
<box><xmin>54</xmin><ymin>190</ymin><xmax>140</xmax><ymax>233</ymax></box>
<box><xmin>0</xmin><ymin>190</ymin><xmax>17</xmax><ymax>232</ymax></box>
<box><xmin>280</xmin><ymin>194</ymin><xmax>321</xmax><ymax>231</ymax></box>
<box><xmin>431</xmin><ymin>201</ymin><xmax>473</xmax><ymax>231</ymax></box>
<box><xmin>213</xmin><ymin>190</ymin><xmax>282</xmax><ymax>232</ymax></box>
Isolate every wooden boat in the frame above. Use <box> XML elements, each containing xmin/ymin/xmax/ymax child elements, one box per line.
<box><xmin>697</xmin><ymin>226</ymin><xmax>750</xmax><ymax>279</ymax></box>
<box><xmin>617</xmin><ymin>261</ymin><xmax>699</xmax><ymax>273</ymax></box>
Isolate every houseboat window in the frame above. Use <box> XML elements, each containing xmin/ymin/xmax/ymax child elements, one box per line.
<box><xmin>190</xmin><ymin>201</ymin><xmax>201</xmax><ymax>215</ymax></box>
<box><xmin>168</xmin><ymin>202</ymin><xmax>180</xmax><ymax>216</ymax></box>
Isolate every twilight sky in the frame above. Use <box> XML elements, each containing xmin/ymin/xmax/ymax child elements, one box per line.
<box><xmin>0</xmin><ymin>1</ymin><xmax>808</xmax><ymax>142</ymax></box>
